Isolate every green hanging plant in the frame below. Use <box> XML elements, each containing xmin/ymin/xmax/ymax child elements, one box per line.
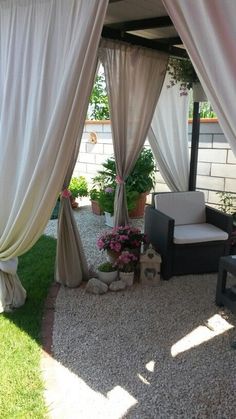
<box><xmin>167</xmin><ymin>57</ymin><xmax>199</xmax><ymax>94</ymax></box>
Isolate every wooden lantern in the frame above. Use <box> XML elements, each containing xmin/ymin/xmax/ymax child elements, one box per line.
<box><xmin>140</xmin><ymin>244</ymin><xmax>162</xmax><ymax>284</ymax></box>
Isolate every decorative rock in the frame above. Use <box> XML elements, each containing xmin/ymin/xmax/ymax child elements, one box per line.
<box><xmin>109</xmin><ymin>279</ymin><xmax>126</xmax><ymax>292</ymax></box>
<box><xmin>85</xmin><ymin>278</ymin><xmax>108</xmax><ymax>295</ymax></box>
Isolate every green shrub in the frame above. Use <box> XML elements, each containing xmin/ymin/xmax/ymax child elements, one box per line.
<box><xmin>69</xmin><ymin>176</ymin><xmax>88</xmax><ymax>199</ymax></box>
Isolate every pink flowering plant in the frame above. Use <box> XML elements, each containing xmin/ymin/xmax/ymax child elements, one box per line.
<box><xmin>116</xmin><ymin>251</ymin><xmax>138</xmax><ymax>273</ymax></box>
<box><xmin>97</xmin><ymin>225</ymin><xmax>146</xmax><ymax>254</ymax></box>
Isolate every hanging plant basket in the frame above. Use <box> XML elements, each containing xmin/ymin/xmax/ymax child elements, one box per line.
<box><xmin>167</xmin><ymin>57</ymin><xmax>199</xmax><ymax>94</ymax></box>
<box><xmin>192</xmin><ymin>82</ymin><xmax>207</xmax><ymax>102</ymax></box>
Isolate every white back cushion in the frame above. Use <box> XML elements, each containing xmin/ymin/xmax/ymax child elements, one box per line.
<box><xmin>154</xmin><ymin>191</ymin><xmax>206</xmax><ymax>225</ymax></box>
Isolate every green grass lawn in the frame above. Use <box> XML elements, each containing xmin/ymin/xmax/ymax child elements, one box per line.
<box><xmin>0</xmin><ymin>235</ymin><xmax>56</xmax><ymax>419</ymax></box>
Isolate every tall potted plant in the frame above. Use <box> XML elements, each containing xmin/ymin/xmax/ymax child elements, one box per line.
<box><xmin>126</xmin><ymin>148</ymin><xmax>156</xmax><ymax>217</ymax></box>
<box><xmin>89</xmin><ymin>188</ymin><xmax>103</xmax><ymax>215</ymax></box>
<box><xmin>93</xmin><ymin>148</ymin><xmax>156</xmax><ymax>219</ymax></box>
<box><xmin>98</xmin><ymin>187</ymin><xmax>138</xmax><ymax>227</ymax></box>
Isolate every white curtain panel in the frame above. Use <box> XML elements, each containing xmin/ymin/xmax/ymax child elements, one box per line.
<box><xmin>148</xmin><ymin>72</ymin><xmax>190</xmax><ymax>191</ymax></box>
<box><xmin>162</xmin><ymin>0</ymin><xmax>236</xmax><ymax>155</ymax></box>
<box><xmin>0</xmin><ymin>0</ymin><xmax>108</xmax><ymax>312</ymax></box>
<box><xmin>99</xmin><ymin>39</ymin><xmax>168</xmax><ymax>226</ymax></box>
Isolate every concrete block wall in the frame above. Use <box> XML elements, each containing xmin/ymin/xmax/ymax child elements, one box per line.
<box><xmin>73</xmin><ymin>119</ymin><xmax>236</xmax><ymax>207</ymax></box>
<box><xmin>193</xmin><ymin>119</ymin><xmax>236</xmax><ymax>206</ymax></box>
<box><xmin>73</xmin><ymin>121</ymin><xmax>114</xmax><ymax>186</ymax></box>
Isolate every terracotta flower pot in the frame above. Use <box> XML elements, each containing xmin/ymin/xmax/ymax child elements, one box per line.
<box><xmin>70</xmin><ymin>196</ymin><xmax>79</xmax><ymax>209</ymax></box>
<box><xmin>91</xmin><ymin>200</ymin><xmax>103</xmax><ymax>215</ymax></box>
<box><xmin>129</xmin><ymin>192</ymin><xmax>148</xmax><ymax>218</ymax></box>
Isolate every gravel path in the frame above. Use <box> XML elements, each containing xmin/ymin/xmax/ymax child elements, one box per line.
<box><xmin>44</xmin><ymin>203</ymin><xmax>236</xmax><ymax>419</ymax></box>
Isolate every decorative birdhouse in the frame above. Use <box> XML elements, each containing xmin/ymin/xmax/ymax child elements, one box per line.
<box><xmin>140</xmin><ymin>244</ymin><xmax>162</xmax><ymax>284</ymax></box>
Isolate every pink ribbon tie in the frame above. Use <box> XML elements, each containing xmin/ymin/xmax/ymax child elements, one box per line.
<box><xmin>115</xmin><ymin>175</ymin><xmax>125</xmax><ymax>185</ymax></box>
<box><xmin>61</xmin><ymin>189</ymin><xmax>72</xmax><ymax>199</ymax></box>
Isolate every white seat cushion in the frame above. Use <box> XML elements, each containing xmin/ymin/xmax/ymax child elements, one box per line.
<box><xmin>173</xmin><ymin>223</ymin><xmax>228</xmax><ymax>244</ymax></box>
<box><xmin>154</xmin><ymin>191</ymin><xmax>206</xmax><ymax>225</ymax></box>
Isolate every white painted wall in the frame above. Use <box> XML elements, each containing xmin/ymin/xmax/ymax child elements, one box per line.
<box><xmin>73</xmin><ymin>119</ymin><xmax>236</xmax><ymax>207</ymax></box>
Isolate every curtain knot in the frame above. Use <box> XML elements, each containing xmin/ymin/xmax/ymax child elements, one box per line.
<box><xmin>61</xmin><ymin>189</ymin><xmax>72</xmax><ymax>199</ymax></box>
<box><xmin>115</xmin><ymin>175</ymin><xmax>125</xmax><ymax>185</ymax></box>
<box><xmin>0</xmin><ymin>258</ymin><xmax>18</xmax><ymax>275</ymax></box>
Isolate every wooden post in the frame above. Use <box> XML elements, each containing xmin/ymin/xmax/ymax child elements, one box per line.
<box><xmin>188</xmin><ymin>101</ymin><xmax>200</xmax><ymax>191</ymax></box>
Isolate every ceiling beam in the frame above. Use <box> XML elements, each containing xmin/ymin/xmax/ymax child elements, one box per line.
<box><xmin>154</xmin><ymin>36</ymin><xmax>182</xmax><ymax>45</ymax></box>
<box><xmin>107</xmin><ymin>16</ymin><xmax>173</xmax><ymax>31</ymax></box>
<box><xmin>102</xmin><ymin>26</ymin><xmax>188</xmax><ymax>58</ymax></box>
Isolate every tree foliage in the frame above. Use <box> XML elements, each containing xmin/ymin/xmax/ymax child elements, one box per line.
<box><xmin>87</xmin><ymin>72</ymin><xmax>110</xmax><ymax>120</ymax></box>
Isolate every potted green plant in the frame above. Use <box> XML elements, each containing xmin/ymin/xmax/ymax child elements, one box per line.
<box><xmin>116</xmin><ymin>251</ymin><xmax>138</xmax><ymax>286</ymax></box>
<box><xmin>93</xmin><ymin>148</ymin><xmax>155</xmax><ymax>219</ymax></box>
<box><xmin>217</xmin><ymin>191</ymin><xmax>236</xmax><ymax>255</ymax></box>
<box><xmin>68</xmin><ymin>176</ymin><xmax>88</xmax><ymax>209</ymax></box>
<box><xmin>89</xmin><ymin>188</ymin><xmax>103</xmax><ymax>215</ymax></box>
<box><xmin>97</xmin><ymin>261</ymin><xmax>118</xmax><ymax>284</ymax></box>
<box><xmin>126</xmin><ymin>148</ymin><xmax>155</xmax><ymax>217</ymax></box>
<box><xmin>98</xmin><ymin>186</ymin><xmax>139</xmax><ymax>226</ymax></box>
<box><xmin>98</xmin><ymin>187</ymin><xmax>115</xmax><ymax>227</ymax></box>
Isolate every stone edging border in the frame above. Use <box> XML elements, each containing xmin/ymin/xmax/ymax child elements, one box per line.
<box><xmin>41</xmin><ymin>281</ymin><xmax>60</xmax><ymax>355</ymax></box>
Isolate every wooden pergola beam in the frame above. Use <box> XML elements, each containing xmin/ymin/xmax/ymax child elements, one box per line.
<box><xmin>107</xmin><ymin>15</ymin><xmax>173</xmax><ymax>31</ymax></box>
<box><xmin>102</xmin><ymin>26</ymin><xmax>188</xmax><ymax>58</ymax></box>
<box><xmin>155</xmin><ymin>36</ymin><xmax>182</xmax><ymax>45</ymax></box>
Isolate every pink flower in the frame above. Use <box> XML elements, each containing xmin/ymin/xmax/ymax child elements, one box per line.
<box><xmin>97</xmin><ymin>239</ymin><xmax>105</xmax><ymax>250</ymax></box>
<box><xmin>61</xmin><ymin>189</ymin><xmax>72</xmax><ymax>199</ymax></box>
<box><xmin>117</xmin><ymin>251</ymin><xmax>138</xmax><ymax>272</ymax></box>
<box><xmin>97</xmin><ymin>226</ymin><xmax>145</xmax><ymax>253</ymax></box>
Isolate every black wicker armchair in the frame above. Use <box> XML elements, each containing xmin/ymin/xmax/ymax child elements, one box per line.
<box><xmin>144</xmin><ymin>191</ymin><xmax>233</xmax><ymax>280</ymax></box>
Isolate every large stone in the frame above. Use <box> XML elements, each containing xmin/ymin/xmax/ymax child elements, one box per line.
<box><xmin>109</xmin><ymin>280</ymin><xmax>126</xmax><ymax>292</ymax></box>
<box><xmin>85</xmin><ymin>278</ymin><xmax>108</xmax><ymax>295</ymax></box>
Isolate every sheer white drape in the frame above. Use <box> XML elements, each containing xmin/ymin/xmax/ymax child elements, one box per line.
<box><xmin>99</xmin><ymin>39</ymin><xmax>168</xmax><ymax>226</ymax></box>
<box><xmin>148</xmin><ymin>73</ymin><xmax>190</xmax><ymax>191</ymax></box>
<box><xmin>163</xmin><ymin>0</ymin><xmax>236</xmax><ymax>155</ymax></box>
<box><xmin>0</xmin><ymin>0</ymin><xmax>108</xmax><ymax>312</ymax></box>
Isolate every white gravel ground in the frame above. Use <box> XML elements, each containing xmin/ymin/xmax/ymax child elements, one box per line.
<box><xmin>44</xmin><ymin>203</ymin><xmax>236</xmax><ymax>419</ymax></box>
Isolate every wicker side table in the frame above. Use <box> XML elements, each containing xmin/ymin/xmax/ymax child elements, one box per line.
<box><xmin>216</xmin><ymin>255</ymin><xmax>236</xmax><ymax>314</ymax></box>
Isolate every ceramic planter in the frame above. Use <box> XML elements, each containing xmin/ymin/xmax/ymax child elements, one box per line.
<box><xmin>104</xmin><ymin>211</ymin><xmax>114</xmax><ymax>227</ymax></box>
<box><xmin>119</xmin><ymin>271</ymin><xmax>134</xmax><ymax>286</ymax></box>
<box><xmin>98</xmin><ymin>270</ymin><xmax>118</xmax><ymax>284</ymax></box>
